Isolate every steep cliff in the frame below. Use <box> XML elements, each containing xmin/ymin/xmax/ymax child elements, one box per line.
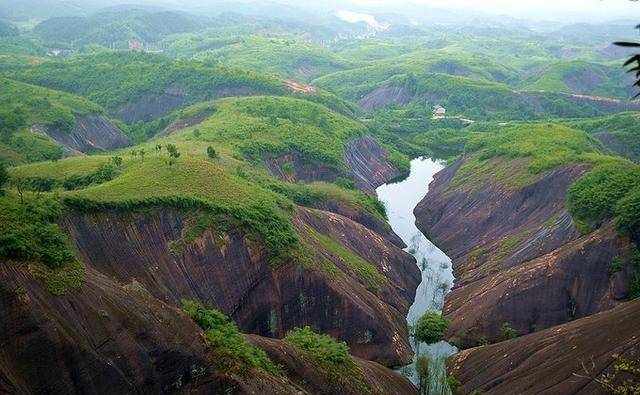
<box><xmin>415</xmin><ymin>145</ymin><xmax>633</xmax><ymax>344</ymax></box>
<box><xmin>0</xmin><ymin>262</ymin><xmax>416</xmax><ymax>394</ymax></box>
<box><xmin>448</xmin><ymin>299</ymin><xmax>640</xmax><ymax>394</ymax></box>
<box><xmin>62</xmin><ymin>206</ymin><xmax>419</xmax><ymax>367</ymax></box>
<box><xmin>33</xmin><ymin>114</ymin><xmax>130</xmax><ymax>154</ymax></box>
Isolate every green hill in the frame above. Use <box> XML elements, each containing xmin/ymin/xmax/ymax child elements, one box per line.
<box><xmin>8</xmin><ymin>51</ymin><xmax>357</xmax><ymax>125</ymax></box>
<box><xmin>521</xmin><ymin>60</ymin><xmax>632</xmax><ymax>98</ymax></box>
<box><xmin>0</xmin><ymin>77</ymin><xmax>104</xmax><ymax>164</ymax></box>
<box><xmin>33</xmin><ymin>7</ymin><xmax>206</xmax><ymax>48</ymax></box>
<box><xmin>190</xmin><ymin>35</ymin><xmax>356</xmax><ymax>82</ymax></box>
<box><xmin>9</xmin><ymin>94</ymin><xmax>395</xmax><ymax>263</ymax></box>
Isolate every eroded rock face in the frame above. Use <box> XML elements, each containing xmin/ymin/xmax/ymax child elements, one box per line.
<box><xmin>0</xmin><ymin>262</ymin><xmax>416</xmax><ymax>394</ymax></box>
<box><xmin>0</xmin><ymin>265</ymin><xmax>268</xmax><ymax>394</ymax></box>
<box><xmin>358</xmin><ymin>84</ymin><xmax>414</xmax><ymax>111</ymax></box>
<box><xmin>448</xmin><ymin>300</ymin><xmax>640</xmax><ymax>395</ymax></box>
<box><xmin>62</xmin><ymin>206</ymin><xmax>419</xmax><ymax>367</ymax></box>
<box><xmin>33</xmin><ymin>114</ymin><xmax>130</xmax><ymax>154</ymax></box>
<box><xmin>264</xmin><ymin>151</ymin><xmax>342</xmax><ymax>184</ymax></box>
<box><xmin>345</xmin><ymin>135</ymin><xmax>402</xmax><ymax>193</ymax></box>
<box><xmin>116</xmin><ymin>86</ymin><xmax>256</xmax><ymax>124</ymax></box>
<box><xmin>414</xmin><ymin>157</ymin><xmax>632</xmax><ymax>343</ymax></box>
<box><xmin>249</xmin><ymin>335</ymin><xmax>417</xmax><ymax>395</ymax></box>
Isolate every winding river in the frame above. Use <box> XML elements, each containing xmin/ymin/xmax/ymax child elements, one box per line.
<box><xmin>376</xmin><ymin>157</ymin><xmax>457</xmax><ymax>392</ymax></box>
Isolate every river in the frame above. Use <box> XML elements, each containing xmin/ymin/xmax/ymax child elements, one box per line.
<box><xmin>376</xmin><ymin>157</ymin><xmax>457</xmax><ymax>393</ymax></box>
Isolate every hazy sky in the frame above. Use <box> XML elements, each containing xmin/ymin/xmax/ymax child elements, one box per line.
<box><xmin>350</xmin><ymin>0</ymin><xmax>640</xmax><ymax>21</ymax></box>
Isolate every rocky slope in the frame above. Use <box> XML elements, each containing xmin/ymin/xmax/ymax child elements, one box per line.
<box><xmin>0</xmin><ymin>262</ymin><xmax>416</xmax><ymax>394</ymax></box>
<box><xmin>33</xmin><ymin>114</ymin><xmax>130</xmax><ymax>155</ymax></box>
<box><xmin>62</xmin><ymin>205</ymin><xmax>419</xmax><ymax>367</ymax></box>
<box><xmin>448</xmin><ymin>299</ymin><xmax>640</xmax><ymax>394</ymax></box>
<box><xmin>265</xmin><ymin>135</ymin><xmax>402</xmax><ymax>195</ymax></box>
<box><xmin>415</xmin><ymin>156</ymin><xmax>633</xmax><ymax>345</ymax></box>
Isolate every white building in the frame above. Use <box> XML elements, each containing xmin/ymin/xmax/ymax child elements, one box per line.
<box><xmin>433</xmin><ymin>105</ymin><xmax>446</xmax><ymax>119</ymax></box>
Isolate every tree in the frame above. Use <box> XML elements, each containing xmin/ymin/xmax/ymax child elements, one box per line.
<box><xmin>206</xmin><ymin>146</ymin><xmax>217</xmax><ymax>160</ymax></box>
<box><xmin>155</xmin><ymin>144</ymin><xmax>162</xmax><ymax>155</ymax></box>
<box><xmin>499</xmin><ymin>322</ymin><xmax>518</xmax><ymax>341</ymax></box>
<box><xmin>139</xmin><ymin>148</ymin><xmax>146</xmax><ymax>162</ymax></box>
<box><xmin>166</xmin><ymin>144</ymin><xmax>181</xmax><ymax>165</ymax></box>
<box><xmin>414</xmin><ymin>311</ymin><xmax>449</xmax><ymax>345</ymax></box>
<box><xmin>112</xmin><ymin>156</ymin><xmax>123</xmax><ymax>167</ymax></box>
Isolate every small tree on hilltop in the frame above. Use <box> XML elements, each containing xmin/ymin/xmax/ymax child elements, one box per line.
<box><xmin>155</xmin><ymin>144</ymin><xmax>162</xmax><ymax>156</ymax></box>
<box><xmin>166</xmin><ymin>144</ymin><xmax>181</xmax><ymax>165</ymax></box>
<box><xmin>112</xmin><ymin>156</ymin><xmax>123</xmax><ymax>167</ymax></box>
<box><xmin>139</xmin><ymin>148</ymin><xmax>146</xmax><ymax>162</ymax></box>
<box><xmin>206</xmin><ymin>146</ymin><xmax>217</xmax><ymax>160</ymax></box>
<box><xmin>415</xmin><ymin>311</ymin><xmax>449</xmax><ymax>345</ymax></box>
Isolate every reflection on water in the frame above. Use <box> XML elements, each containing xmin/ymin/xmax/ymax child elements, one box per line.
<box><xmin>376</xmin><ymin>157</ymin><xmax>457</xmax><ymax>393</ymax></box>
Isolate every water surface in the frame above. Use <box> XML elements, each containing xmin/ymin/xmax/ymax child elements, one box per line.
<box><xmin>376</xmin><ymin>157</ymin><xmax>457</xmax><ymax>391</ymax></box>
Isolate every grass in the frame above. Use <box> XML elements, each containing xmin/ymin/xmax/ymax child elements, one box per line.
<box><xmin>0</xmin><ymin>193</ymin><xmax>85</xmax><ymax>294</ymax></box>
<box><xmin>8</xmin><ymin>94</ymin><xmax>398</xmax><ymax>271</ymax></box>
<box><xmin>0</xmin><ymin>77</ymin><xmax>104</xmax><ymax>163</ymax></box>
<box><xmin>304</xmin><ymin>225</ymin><xmax>386</xmax><ymax>292</ymax></box>
<box><xmin>285</xmin><ymin>326</ymin><xmax>370</xmax><ymax>394</ymax></box>
<box><xmin>451</xmin><ymin>123</ymin><xmax>602</xmax><ymax>190</ymax></box>
<box><xmin>63</xmin><ymin>156</ymin><xmax>299</xmax><ymax>264</ymax></box>
<box><xmin>182</xmin><ymin>299</ymin><xmax>280</xmax><ymax>375</ymax></box>
<box><xmin>445</xmin><ymin>121</ymin><xmax>640</xmax><ymax>240</ymax></box>
<box><xmin>193</xmin><ymin>96</ymin><xmax>366</xmax><ymax>170</ymax></box>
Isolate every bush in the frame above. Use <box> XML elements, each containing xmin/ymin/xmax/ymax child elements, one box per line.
<box><xmin>206</xmin><ymin>145</ymin><xmax>217</xmax><ymax>160</ymax></box>
<box><xmin>0</xmin><ymin>195</ymin><xmax>76</xmax><ymax>268</ymax></box>
<box><xmin>567</xmin><ymin>162</ymin><xmax>640</xmax><ymax>230</ymax></box>
<box><xmin>285</xmin><ymin>326</ymin><xmax>369</xmax><ymax>393</ymax></box>
<box><xmin>499</xmin><ymin>322</ymin><xmax>518</xmax><ymax>341</ymax></box>
<box><xmin>414</xmin><ymin>311</ymin><xmax>449</xmax><ymax>344</ymax></box>
<box><xmin>62</xmin><ymin>163</ymin><xmax>118</xmax><ymax>190</ymax></box>
<box><xmin>181</xmin><ymin>299</ymin><xmax>279</xmax><ymax>375</ymax></box>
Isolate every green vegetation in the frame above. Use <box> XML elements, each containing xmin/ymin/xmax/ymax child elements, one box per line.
<box><xmin>452</xmin><ymin>123</ymin><xmax>601</xmax><ymax>191</ymax></box>
<box><xmin>194</xmin><ymin>35</ymin><xmax>354</xmax><ymax>82</ymax></box>
<box><xmin>10</xmin><ymin>51</ymin><xmax>285</xmax><ymax>116</ymax></box>
<box><xmin>62</xmin><ymin>156</ymin><xmax>299</xmax><ymax>264</ymax></box>
<box><xmin>414</xmin><ymin>311</ymin><xmax>449</xmax><ymax>344</ymax></box>
<box><xmin>285</xmin><ymin>326</ymin><xmax>369</xmax><ymax>393</ymax></box>
<box><xmin>561</xmin><ymin>112</ymin><xmax>640</xmax><ymax>161</ymax></box>
<box><xmin>33</xmin><ymin>9</ymin><xmax>205</xmax><ymax>48</ymax></box>
<box><xmin>0</xmin><ymin>194</ymin><xmax>75</xmax><ymax>268</ymax></box>
<box><xmin>182</xmin><ymin>299</ymin><xmax>279</xmax><ymax>375</ymax></box>
<box><xmin>0</xmin><ymin>161</ymin><xmax>8</xmax><ymax>192</ymax></box>
<box><xmin>567</xmin><ymin>161</ymin><xmax>640</xmax><ymax>232</ymax></box>
<box><xmin>0</xmin><ymin>77</ymin><xmax>104</xmax><ymax>164</ymax></box>
<box><xmin>188</xmin><ymin>96</ymin><xmax>366</xmax><ymax>169</ymax></box>
<box><xmin>499</xmin><ymin>322</ymin><xmax>519</xmax><ymax>341</ymax></box>
<box><xmin>305</xmin><ymin>226</ymin><xmax>386</xmax><ymax>292</ymax></box>
<box><xmin>521</xmin><ymin>60</ymin><xmax>629</xmax><ymax>98</ymax></box>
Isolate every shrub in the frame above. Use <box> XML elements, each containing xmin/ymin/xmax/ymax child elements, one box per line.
<box><xmin>62</xmin><ymin>163</ymin><xmax>118</xmax><ymax>190</ymax></box>
<box><xmin>206</xmin><ymin>145</ymin><xmax>217</xmax><ymax>160</ymax></box>
<box><xmin>285</xmin><ymin>326</ymin><xmax>369</xmax><ymax>393</ymax></box>
<box><xmin>0</xmin><ymin>195</ymin><xmax>76</xmax><ymax>268</ymax></box>
<box><xmin>499</xmin><ymin>322</ymin><xmax>519</xmax><ymax>341</ymax></box>
<box><xmin>414</xmin><ymin>311</ymin><xmax>449</xmax><ymax>344</ymax></box>
<box><xmin>181</xmin><ymin>299</ymin><xmax>279</xmax><ymax>375</ymax></box>
<box><xmin>567</xmin><ymin>162</ymin><xmax>640</xmax><ymax>231</ymax></box>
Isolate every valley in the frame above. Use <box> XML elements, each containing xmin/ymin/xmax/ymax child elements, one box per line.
<box><xmin>0</xmin><ymin>1</ymin><xmax>639</xmax><ymax>394</ymax></box>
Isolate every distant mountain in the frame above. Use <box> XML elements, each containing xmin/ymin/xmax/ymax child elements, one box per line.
<box><xmin>33</xmin><ymin>7</ymin><xmax>208</xmax><ymax>47</ymax></box>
